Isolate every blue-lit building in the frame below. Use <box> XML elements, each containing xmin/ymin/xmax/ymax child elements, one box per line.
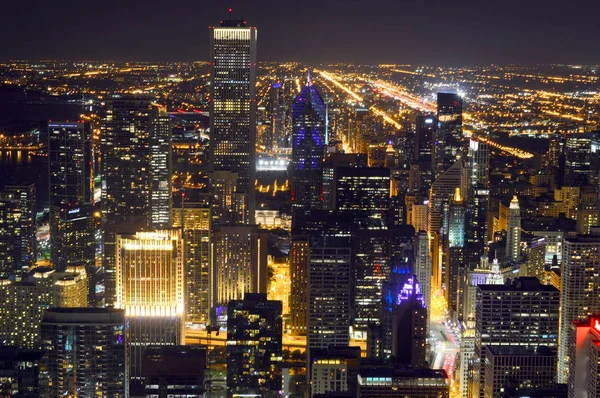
<box><xmin>291</xmin><ymin>77</ymin><xmax>326</xmax><ymax>212</ymax></box>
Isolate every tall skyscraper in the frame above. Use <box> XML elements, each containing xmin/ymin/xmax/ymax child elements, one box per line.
<box><xmin>289</xmin><ymin>236</ymin><xmax>310</xmax><ymax>335</ymax></box>
<box><xmin>149</xmin><ymin>107</ymin><xmax>172</xmax><ymax>229</ymax></box>
<box><xmin>445</xmin><ymin>187</ymin><xmax>466</xmax><ymax>318</ymax></box>
<box><xmin>291</xmin><ymin>78</ymin><xmax>326</xmax><ymax>212</ymax></box>
<box><xmin>212</xmin><ymin>224</ymin><xmax>268</xmax><ymax>308</ymax></box>
<box><xmin>101</xmin><ymin>97</ymin><xmax>172</xmax><ymax>304</ymax></box>
<box><xmin>506</xmin><ymin>196</ymin><xmax>521</xmax><ymax>261</ymax></box>
<box><xmin>558</xmin><ymin>227</ymin><xmax>600</xmax><ymax>383</ymax></box>
<box><xmin>115</xmin><ymin>229</ymin><xmax>184</xmax><ymax>379</ymax></box>
<box><xmin>271</xmin><ymin>82</ymin><xmax>285</xmax><ymax>149</ymax></box>
<box><xmin>0</xmin><ymin>184</ymin><xmax>36</xmax><ymax>276</ymax></box>
<box><xmin>173</xmin><ymin>204</ymin><xmax>212</xmax><ymax>325</ymax></box>
<box><xmin>41</xmin><ymin>308</ymin><xmax>127</xmax><ymax>397</ymax></box>
<box><xmin>473</xmin><ymin>277</ymin><xmax>560</xmax><ymax>397</ymax></box>
<box><xmin>434</xmin><ymin>92</ymin><xmax>463</xmax><ymax>178</ymax></box>
<box><xmin>414</xmin><ymin>113</ymin><xmax>436</xmax><ymax>193</ymax></box>
<box><xmin>227</xmin><ymin>293</ymin><xmax>282</xmax><ymax>396</ymax></box>
<box><xmin>414</xmin><ymin>231</ymin><xmax>432</xmax><ymax>330</ymax></box>
<box><xmin>334</xmin><ymin>166</ymin><xmax>390</xmax><ymax>217</ymax></box>
<box><xmin>48</xmin><ymin>121</ymin><xmax>94</xmax><ymax>272</ymax></box>
<box><xmin>209</xmin><ymin>18</ymin><xmax>257</xmax><ymax>223</ymax></box>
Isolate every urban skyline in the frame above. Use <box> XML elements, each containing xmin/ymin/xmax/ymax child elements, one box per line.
<box><xmin>0</xmin><ymin>8</ymin><xmax>599</xmax><ymax>398</ymax></box>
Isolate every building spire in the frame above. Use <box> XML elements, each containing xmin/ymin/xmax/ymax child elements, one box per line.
<box><xmin>307</xmin><ymin>70</ymin><xmax>312</xmax><ymax>86</ymax></box>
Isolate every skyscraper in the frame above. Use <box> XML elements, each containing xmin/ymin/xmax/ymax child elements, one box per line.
<box><xmin>209</xmin><ymin>18</ymin><xmax>257</xmax><ymax>223</ymax></box>
<box><xmin>48</xmin><ymin>121</ymin><xmax>94</xmax><ymax>274</ymax></box>
<box><xmin>0</xmin><ymin>184</ymin><xmax>36</xmax><ymax>276</ymax></box>
<box><xmin>115</xmin><ymin>229</ymin><xmax>184</xmax><ymax>379</ymax></box>
<box><xmin>173</xmin><ymin>204</ymin><xmax>212</xmax><ymax>325</ymax></box>
<box><xmin>227</xmin><ymin>293</ymin><xmax>282</xmax><ymax>397</ymax></box>
<box><xmin>271</xmin><ymin>82</ymin><xmax>285</xmax><ymax>149</ymax></box>
<box><xmin>212</xmin><ymin>224</ymin><xmax>268</xmax><ymax>308</ymax></box>
<box><xmin>434</xmin><ymin>92</ymin><xmax>463</xmax><ymax>178</ymax></box>
<box><xmin>506</xmin><ymin>196</ymin><xmax>521</xmax><ymax>261</ymax></box>
<box><xmin>40</xmin><ymin>308</ymin><xmax>127</xmax><ymax>397</ymax></box>
<box><xmin>101</xmin><ymin>97</ymin><xmax>172</xmax><ymax>304</ymax></box>
<box><xmin>414</xmin><ymin>231</ymin><xmax>432</xmax><ymax>330</ymax></box>
<box><xmin>334</xmin><ymin>166</ymin><xmax>390</xmax><ymax>217</ymax></box>
<box><xmin>473</xmin><ymin>277</ymin><xmax>560</xmax><ymax>397</ymax></box>
<box><xmin>291</xmin><ymin>78</ymin><xmax>326</xmax><ymax>212</ymax></box>
<box><xmin>445</xmin><ymin>187</ymin><xmax>466</xmax><ymax>318</ymax></box>
<box><xmin>558</xmin><ymin>227</ymin><xmax>600</xmax><ymax>383</ymax></box>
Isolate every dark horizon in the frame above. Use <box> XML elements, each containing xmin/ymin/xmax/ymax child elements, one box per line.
<box><xmin>2</xmin><ymin>0</ymin><xmax>600</xmax><ymax>65</ymax></box>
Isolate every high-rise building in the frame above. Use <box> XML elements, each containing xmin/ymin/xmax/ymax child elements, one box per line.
<box><xmin>434</xmin><ymin>92</ymin><xmax>463</xmax><ymax>178</ymax></box>
<box><xmin>483</xmin><ymin>346</ymin><xmax>556</xmax><ymax>398</ymax></box>
<box><xmin>173</xmin><ymin>204</ymin><xmax>211</xmax><ymax>325</ymax></box>
<box><xmin>149</xmin><ymin>108</ymin><xmax>173</xmax><ymax>229</ymax></box>
<box><xmin>465</xmin><ymin>139</ymin><xmax>490</xmax><ymax>264</ymax></box>
<box><xmin>0</xmin><ymin>347</ymin><xmax>45</xmax><ymax>397</ymax></box>
<box><xmin>271</xmin><ymin>82</ymin><xmax>285</xmax><ymax>149</ymax></box>
<box><xmin>568</xmin><ymin>316</ymin><xmax>600</xmax><ymax>397</ymax></box>
<box><xmin>40</xmin><ymin>308</ymin><xmax>127</xmax><ymax>397</ymax></box>
<box><xmin>142</xmin><ymin>345</ymin><xmax>207</xmax><ymax>397</ymax></box>
<box><xmin>0</xmin><ymin>276</ymin><xmax>54</xmax><ymax>349</ymax></box>
<box><xmin>101</xmin><ymin>97</ymin><xmax>171</xmax><ymax>304</ymax></box>
<box><xmin>473</xmin><ymin>277</ymin><xmax>560</xmax><ymax>397</ymax></box>
<box><xmin>558</xmin><ymin>227</ymin><xmax>600</xmax><ymax>383</ymax></box>
<box><xmin>115</xmin><ymin>229</ymin><xmax>184</xmax><ymax>379</ymax></box>
<box><xmin>414</xmin><ymin>231</ymin><xmax>432</xmax><ymax>329</ymax></box>
<box><xmin>334</xmin><ymin>166</ymin><xmax>390</xmax><ymax>217</ymax></box>
<box><xmin>290</xmin><ymin>236</ymin><xmax>310</xmax><ymax>335</ymax></box>
<box><xmin>48</xmin><ymin>121</ymin><xmax>94</xmax><ymax>276</ymax></box>
<box><xmin>308</xmin><ymin>245</ymin><xmax>352</xmax><ymax>352</ymax></box>
<box><xmin>357</xmin><ymin>368</ymin><xmax>449</xmax><ymax>397</ymax></box>
<box><xmin>291</xmin><ymin>79</ymin><xmax>326</xmax><ymax>212</ymax></box>
<box><xmin>209</xmin><ymin>18</ymin><xmax>257</xmax><ymax>223</ymax></box>
<box><xmin>444</xmin><ymin>188</ymin><xmax>466</xmax><ymax>318</ymax></box>
<box><xmin>0</xmin><ymin>185</ymin><xmax>36</xmax><ymax>276</ymax></box>
<box><xmin>564</xmin><ymin>132</ymin><xmax>599</xmax><ymax>186</ymax></box>
<box><xmin>32</xmin><ymin>265</ymin><xmax>89</xmax><ymax>308</ymax></box>
<box><xmin>227</xmin><ymin>293</ymin><xmax>282</xmax><ymax>397</ymax></box>
<box><xmin>212</xmin><ymin>225</ymin><xmax>268</xmax><ymax>308</ymax></box>
<box><xmin>506</xmin><ymin>196</ymin><xmax>521</xmax><ymax>262</ymax></box>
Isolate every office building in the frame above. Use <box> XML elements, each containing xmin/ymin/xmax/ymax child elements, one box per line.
<box><xmin>483</xmin><ymin>346</ymin><xmax>556</xmax><ymax>398</ymax></box>
<box><xmin>212</xmin><ymin>225</ymin><xmax>268</xmax><ymax>308</ymax></box>
<box><xmin>149</xmin><ymin>107</ymin><xmax>173</xmax><ymax>229</ymax></box>
<box><xmin>558</xmin><ymin>227</ymin><xmax>600</xmax><ymax>383</ymax></box>
<box><xmin>334</xmin><ymin>166</ymin><xmax>390</xmax><ymax>217</ymax></box>
<box><xmin>143</xmin><ymin>345</ymin><xmax>207</xmax><ymax>397</ymax></box>
<box><xmin>414</xmin><ymin>113</ymin><xmax>435</xmax><ymax>164</ymax></box>
<box><xmin>308</xmin><ymin>245</ymin><xmax>352</xmax><ymax>352</ymax></box>
<box><xmin>209</xmin><ymin>18</ymin><xmax>257</xmax><ymax>223</ymax></box>
<box><xmin>0</xmin><ymin>346</ymin><xmax>45</xmax><ymax>397</ymax></box>
<box><xmin>173</xmin><ymin>204</ymin><xmax>211</xmax><ymax>324</ymax></box>
<box><xmin>227</xmin><ymin>294</ymin><xmax>282</xmax><ymax>397</ymax></box>
<box><xmin>564</xmin><ymin>132</ymin><xmax>599</xmax><ymax>186</ymax></box>
<box><xmin>41</xmin><ymin>308</ymin><xmax>127</xmax><ymax>397</ymax></box>
<box><xmin>568</xmin><ymin>316</ymin><xmax>600</xmax><ymax>397</ymax></box>
<box><xmin>291</xmin><ymin>79</ymin><xmax>326</xmax><ymax>211</ymax></box>
<box><xmin>444</xmin><ymin>187</ymin><xmax>466</xmax><ymax>318</ymax></box>
<box><xmin>506</xmin><ymin>196</ymin><xmax>521</xmax><ymax>262</ymax></box>
<box><xmin>271</xmin><ymin>82</ymin><xmax>285</xmax><ymax>149</ymax></box>
<box><xmin>414</xmin><ymin>231</ymin><xmax>432</xmax><ymax>329</ymax></box>
<box><xmin>31</xmin><ymin>265</ymin><xmax>88</xmax><ymax>308</ymax></box>
<box><xmin>473</xmin><ymin>277</ymin><xmax>560</xmax><ymax>396</ymax></box>
<box><xmin>434</xmin><ymin>92</ymin><xmax>463</xmax><ymax>178</ymax></box>
<box><xmin>48</xmin><ymin>121</ymin><xmax>94</xmax><ymax>277</ymax></box>
<box><xmin>310</xmin><ymin>346</ymin><xmax>361</xmax><ymax>397</ymax></box>
<box><xmin>290</xmin><ymin>237</ymin><xmax>310</xmax><ymax>335</ymax></box>
<box><xmin>115</xmin><ymin>229</ymin><xmax>184</xmax><ymax>379</ymax></box>
<box><xmin>101</xmin><ymin>96</ymin><xmax>168</xmax><ymax>304</ymax></box>
<box><xmin>357</xmin><ymin>367</ymin><xmax>449</xmax><ymax>397</ymax></box>
<box><xmin>0</xmin><ymin>185</ymin><xmax>36</xmax><ymax>276</ymax></box>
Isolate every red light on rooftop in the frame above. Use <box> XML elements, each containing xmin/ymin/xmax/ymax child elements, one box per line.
<box><xmin>594</xmin><ymin>318</ymin><xmax>600</xmax><ymax>332</ymax></box>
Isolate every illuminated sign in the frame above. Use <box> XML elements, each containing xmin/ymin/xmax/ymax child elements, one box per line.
<box><xmin>425</xmin><ymin>118</ymin><xmax>433</xmax><ymax>124</ymax></box>
<box><xmin>68</xmin><ymin>208</ymin><xmax>80</xmax><ymax>214</ymax></box>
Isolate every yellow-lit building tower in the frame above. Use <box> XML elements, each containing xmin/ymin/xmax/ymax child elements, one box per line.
<box><xmin>115</xmin><ymin>229</ymin><xmax>184</xmax><ymax>380</ymax></box>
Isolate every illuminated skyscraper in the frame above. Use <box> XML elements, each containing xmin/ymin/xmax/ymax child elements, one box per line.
<box><xmin>444</xmin><ymin>188</ymin><xmax>466</xmax><ymax>318</ymax></box>
<box><xmin>506</xmin><ymin>196</ymin><xmax>521</xmax><ymax>262</ymax></box>
<box><xmin>271</xmin><ymin>82</ymin><xmax>285</xmax><ymax>149</ymax></box>
<box><xmin>227</xmin><ymin>293</ymin><xmax>282</xmax><ymax>396</ymax></box>
<box><xmin>0</xmin><ymin>184</ymin><xmax>36</xmax><ymax>276</ymax></box>
<box><xmin>434</xmin><ymin>92</ymin><xmax>463</xmax><ymax>178</ymax></box>
<box><xmin>558</xmin><ymin>227</ymin><xmax>600</xmax><ymax>383</ymax></box>
<box><xmin>41</xmin><ymin>308</ymin><xmax>127</xmax><ymax>397</ymax></box>
<box><xmin>101</xmin><ymin>97</ymin><xmax>171</xmax><ymax>304</ymax></box>
<box><xmin>335</xmin><ymin>166</ymin><xmax>390</xmax><ymax>217</ymax></box>
<box><xmin>289</xmin><ymin>237</ymin><xmax>310</xmax><ymax>335</ymax></box>
<box><xmin>414</xmin><ymin>231</ymin><xmax>432</xmax><ymax>330</ymax></box>
<box><xmin>209</xmin><ymin>18</ymin><xmax>257</xmax><ymax>223</ymax></box>
<box><xmin>414</xmin><ymin>113</ymin><xmax>436</xmax><ymax>192</ymax></box>
<box><xmin>48</xmin><ymin>121</ymin><xmax>94</xmax><ymax>274</ymax></box>
<box><xmin>291</xmin><ymin>78</ymin><xmax>326</xmax><ymax>212</ymax></box>
<box><xmin>212</xmin><ymin>225</ymin><xmax>268</xmax><ymax>308</ymax></box>
<box><xmin>173</xmin><ymin>204</ymin><xmax>212</xmax><ymax>324</ymax></box>
<box><xmin>115</xmin><ymin>229</ymin><xmax>184</xmax><ymax>379</ymax></box>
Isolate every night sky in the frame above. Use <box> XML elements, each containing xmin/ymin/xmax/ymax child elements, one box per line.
<box><xmin>2</xmin><ymin>0</ymin><xmax>599</xmax><ymax>65</ymax></box>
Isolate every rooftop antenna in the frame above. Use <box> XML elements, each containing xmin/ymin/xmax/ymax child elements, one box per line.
<box><xmin>228</xmin><ymin>8</ymin><xmax>232</xmax><ymax>19</ymax></box>
<box><xmin>307</xmin><ymin>70</ymin><xmax>312</xmax><ymax>86</ymax></box>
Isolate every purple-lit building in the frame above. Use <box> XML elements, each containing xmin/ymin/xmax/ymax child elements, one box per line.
<box><xmin>369</xmin><ymin>268</ymin><xmax>427</xmax><ymax>366</ymax></box>
<box><xmin>291</xmin><ymin>76</ymin><xmax>326</xmax><ymax>213</ymax></box>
